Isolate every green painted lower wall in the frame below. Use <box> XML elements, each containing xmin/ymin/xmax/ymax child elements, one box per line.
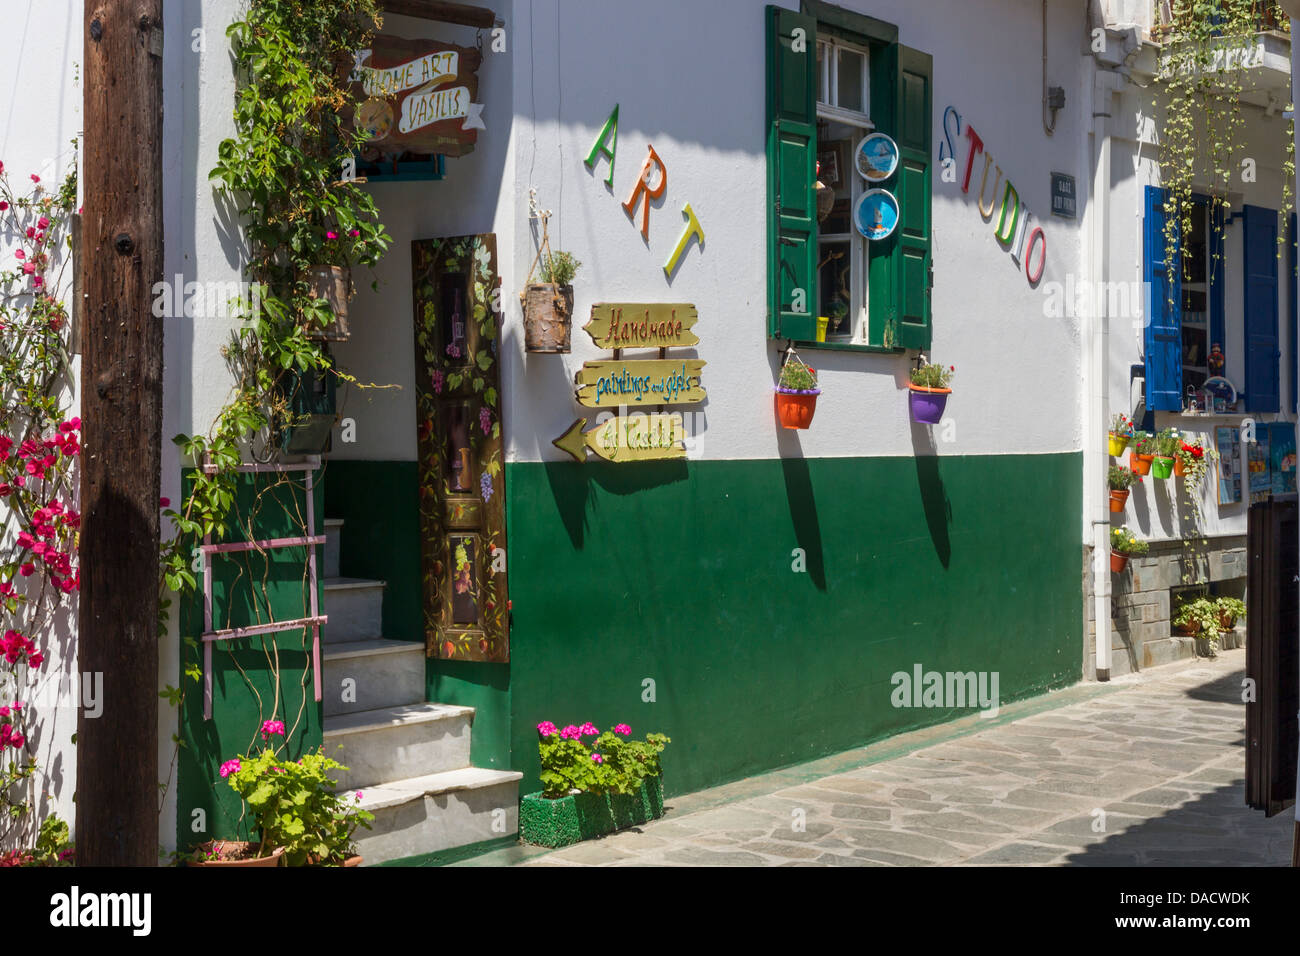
<box><xmin>183</xmin><ymin>451</ymin><xmax>1082</xmax><ymax>843</ymax></box>
<box><xmin>176</xmin><ymin>470</ymin><xmax>325</xmax><ymax>852</ymax></box>
<box><xmin>506</xmin><ymin>452</ymin><xmax>1083</xmax><ymax>798</ymax></box>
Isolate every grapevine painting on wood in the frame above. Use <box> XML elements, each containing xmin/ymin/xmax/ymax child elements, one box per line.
<box><xmin>412</xmin><ymin>234</ymin><xmax>508</xmax><ymax>662</ymax></box>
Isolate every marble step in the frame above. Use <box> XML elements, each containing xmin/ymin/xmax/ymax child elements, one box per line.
<box><xmin>348</xmin><ymin>767</ymin><xmax>523</xmax><ymax>865</ymax></box>
<box><xmin>322</xmin><ymin>639</ymin><xmax>426</xmax><ymax>717</ymax></box>
<box><xmin>321</xmin><ymin>577</ymin><xmax>385</xmax><ymax>643</ymax></box>
<box><xmin>323</xmin><ymin>702</ymin><xmax>473</xmax><ymax>792</ymax></box>
<box><xmin>323</xmin><ymin>517</ymin><xmax>344</xmax><ymax>579</ymax></box>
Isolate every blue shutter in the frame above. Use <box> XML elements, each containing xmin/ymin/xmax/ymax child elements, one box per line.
<box><xmin>1242</xmin><ymin>204</ymin><xmax>1280</xmax><ymax>413</ymax></box>
<box><xmin>1289</xmin><ymin>212</ymin><xmax>1296</xmax><ymax>413</ymax></box>
<box><xmin>1143</xmin><ymin>186</ymin><xmax>1182</xmax><ymax>411</ymax></box>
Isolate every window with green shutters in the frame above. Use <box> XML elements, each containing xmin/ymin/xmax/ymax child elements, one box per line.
<box><xmin>765</xmin><ymin>3</ymin><xmax>932</xmax><ymax>351</ymax></box>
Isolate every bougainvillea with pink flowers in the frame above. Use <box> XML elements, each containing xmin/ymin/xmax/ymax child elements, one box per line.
<box><xmin>0</xmin><ymin>156</ymin><xmax>80</xmax><ymax>858</ymax></box>
<box><xmin>536</xmin><ymin>720</ymin><xmax>670</xmax><ymax>798</ymax></box>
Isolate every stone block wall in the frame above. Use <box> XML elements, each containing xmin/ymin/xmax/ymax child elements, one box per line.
<box><xmin>1084</xmin><ymin>535</ymin><xmax>1248</xmax><ymax>679</ymax></box>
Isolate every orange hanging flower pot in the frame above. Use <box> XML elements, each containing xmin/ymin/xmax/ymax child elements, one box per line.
<box><xmin>775</xmin><ymin>389</ymin><xmax>820</xmax><ymax>429</ymax></box>
<box><xmin>1110</xmin><ymin>550</ymin><xmax>1129</xmax><ymax>573</ymax></box>
<box><xmin>1130</xmin><ymin>451</ymin><xmax>1154</xmax><ymax>476</ymax></box>
<box><xmin>1108</xmin><ymin>488</ymin><xmax>1129</xmax><ymax>513</ymax></box>
<box><xmin>1174</xmin><ymin>456</ymin><xmax>1187</xmax><ymax>477</ymax></box>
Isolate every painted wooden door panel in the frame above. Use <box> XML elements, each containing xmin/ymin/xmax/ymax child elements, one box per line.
<box><xmin>412</xmin><ymin>234</ymin><xmax>509</xmax><ymax>662</ymax></box>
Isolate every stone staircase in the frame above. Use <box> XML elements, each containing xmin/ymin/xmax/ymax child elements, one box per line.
<box><xmin>320</xmin><ymin>517</ymin><xmax>521</xmax><ymax>864</ymax></box>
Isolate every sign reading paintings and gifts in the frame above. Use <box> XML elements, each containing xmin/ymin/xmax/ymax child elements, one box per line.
<box><xmin>349</xmin><ymin>36</ymin><xmax>484</xmax><ymax>161</ymax></box>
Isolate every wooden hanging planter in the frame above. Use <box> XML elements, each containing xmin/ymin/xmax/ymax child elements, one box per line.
<box><xmin>305</xmin><ymin>265</ymin><xmax>352</xmax><ymax>341</ymax></box>
<box><xmin>521</xmin><ymin>282</ymin><xmax>573</xmax><ymax>352</ymax></box>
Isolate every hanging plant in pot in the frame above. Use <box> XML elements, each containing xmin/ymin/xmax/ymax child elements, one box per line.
<box><xmin>300</xmin><ymin>214</ymin><xmax>385</xmax><ymax>342</ymax></box>
<box><xmin>519</xmin><ymin>195</ymin><xmax>579</xmax><ymax>353</ymax></box>
<box><xmin>907</xmin><ymin>360</ymin><xmax>954</xmax><ymax>425</ymax></box>
<box><xmin>1109</xmin><ymin>525</ymin><xmax>1148</xmax><ymax>573</ymax></box>
<box><xmin>1108</xmin><ymin>413</ymin><xmax>1134</xmax><ymax>457</ymax></box>
<box><xmin>775</xmin><ymin>349</ymin><xmax>819</xmax><ymax>429</ymax></box>
<box><xmin>1150</xmin><ymin>427</ymin><xmax>1180</xmax><ymax>480</ymax></box>
<box><xmin>1107</xmin><ymin>464</ymin><xmax>1141</xmax><ymax>512</ymax></box>
<box><xmin>1129</xmin><ymin>430</ymin><xmax>1155</xmax><ymax>476</ymax></box>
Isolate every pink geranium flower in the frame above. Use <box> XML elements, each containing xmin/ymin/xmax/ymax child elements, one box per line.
<box><xmin>219</xmin><ymin>758</ymin><xmax>241</xmax><ymax>778</ymax></box>
<box><xmin>613</xmin><ymin>724</ymin><xmax>631</xmax><ymax>735</ymax></box>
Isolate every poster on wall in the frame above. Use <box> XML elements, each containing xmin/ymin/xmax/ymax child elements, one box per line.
<box><xmin>1215</xmin><ymin>426</ymin><xmax>1242</xmax><ymax>505</ymax></box>
<box><xmin>1269</xmin><ymin>423</ymin><xmax>1296</xmax><ymax>495</ymax></box>
<box><xmin>347</xmin><ymin>36</ymin><xmax>483</xmax><ymax>164</ymax></box>
<box><xmin>1248</xmin><ymin>428</ymin><xmax>1271</xmax><ymax>503</ymax></box>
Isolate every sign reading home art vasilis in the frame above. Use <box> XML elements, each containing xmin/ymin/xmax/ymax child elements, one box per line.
<box><xmin>348</xmin><ymin>36</ymin><xmax>483</xmax><ymax>161</ymax></box>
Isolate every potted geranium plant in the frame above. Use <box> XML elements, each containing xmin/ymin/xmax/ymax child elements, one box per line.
<box><xmin>192</xmin><ymin>720</ymin><xmax>373</xmax><ymax>867</ymax></box>
<box><xmin>775</xmin><ymin>353</ymin><xmax>820</xmax><ymax>429</ymax></box>
<box><xmin>302</xmin><ymin>216</ymin><xmax>386</xmax><ymax>342</ymax></box>
<box><xmin>1129</xmin><ymin>430</ymin><xmax>1155</xmax><ymax>476</ymax></box>
<box><xmin>908</xmin><ymin>360</ymin><xmax>954</xmax><ymax>424</ymax></box>
<box><xmin>1151</xmin><ymin>427</ymin><xmax>1180</xmax><ymax>480</ymax></box>
<box><xmin>1110</xmin><ymin>525</ymin><xmax>1148</xmax><ymax>573</ymax></box>
<box><xmin>520</xmin><ymin>721</ymin><xmax>671</xmax><ymax>848</ymax></box>
<box><xmin>521</xmin><ymin>249</ymin><xmax>580</xmax><ymax>353</ymax></box>
<box><xmin>1215</xmin><ymin>596</ymin><xmax>1246</xmax><ymax>630</ymax></box>
<box><xmin>1108</xmin><ymin>413</ymin><xmax>1134</xmax><ymax>457</ymax></box>
<box><xmin>1107</xmin><ymin>464</ymin><xmax>1141</xmax><ymax>512</ymax></box>
<box><xmin>1173</xmin><ymin>595</ymin><xmax>1224</xmax><ymax>655</ymax></box>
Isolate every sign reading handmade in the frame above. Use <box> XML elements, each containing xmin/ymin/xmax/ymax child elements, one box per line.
<box><xmin>349</xmin><ymin>36</ymin><xmax>484</xmax><ymax>160</ymax></box>
<box><xmin>552</xmin><ymin>411</ymin><xmax>686</xmax><ymax>463</ymax></box>
<box><xmin>584</xmin><ymin>303</ymin><xmax>700</xmax><ymax>349</ymax></box>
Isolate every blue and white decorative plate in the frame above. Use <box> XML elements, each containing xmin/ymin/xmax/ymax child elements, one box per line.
<box><xmin>854</xmin><ymin>189</ymin><xmax>899</xmax><ymax>241</ymax></box>
<box><xmin>855</xmin><ymin>133</ymin><xmax>899</xmax><ymax>183</ymax></box>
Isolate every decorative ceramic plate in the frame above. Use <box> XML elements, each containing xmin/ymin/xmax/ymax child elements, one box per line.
<box><xmin>1203</xmin><ymin>376</ymin><xmax>1238</xmax><ymax>404</ymax></box>
<box><xmin>855</xmin><ymin>133</ymin><xmax>899</xmax><ymax>183</ymax></box>
<box><xmin>854</xmin><ymin>189</ymin><xmax>899</xmax><ymax>241</ymax></box>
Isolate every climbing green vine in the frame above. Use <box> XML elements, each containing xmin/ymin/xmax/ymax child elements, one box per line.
<box><xmin>159</xmin><ymin>0</ymin><xmax>389</xmax><ymax>708</ymax></box>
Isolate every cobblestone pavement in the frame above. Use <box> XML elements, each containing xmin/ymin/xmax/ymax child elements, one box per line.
<box><xmin>469</xmin><ymin>650</ymin><xmax>1295</xmax><ymax>867</ymax></box>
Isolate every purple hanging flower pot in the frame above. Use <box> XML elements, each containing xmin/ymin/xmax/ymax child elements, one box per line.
<box><xmin>908</xmin><ymin>385</ymin><xmax>950</xmax><ymax>424</ymax></box>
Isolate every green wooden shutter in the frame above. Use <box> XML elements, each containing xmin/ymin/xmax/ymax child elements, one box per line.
<box><xmin>765</xmin><ymin>5</ymin><xmax>818</xmax><ymax>341</ymax></box>
<box><xmin>892</xmin><ymin>45</ymin><xmax>932</xmax><ymax>350</ymax></box>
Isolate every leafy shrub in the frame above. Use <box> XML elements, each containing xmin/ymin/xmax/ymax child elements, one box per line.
<box><xmin>1173</xmin><ymin>595</ymin><xmax>1223</xmax><ymax>643</ymax></box>
<box><xmin>778</xmin><ymin>361</ymin><xmax>818</xmax><ymax>392</ymax></box>
<box><xmin>540</xmin><ymin>250</ymin><xmax>581</xmax><ymax>286</ymax></box>
<box><xmin>1108</xmin><ymin>465</ymin><xmax>1142</xmax><ymax>490</ymax></box>
<box><xmin>1111</xmin><ymin>526</ymin><xmax>1149</xmax><ymax>556</ymax></box>
<box><xmin>536</xmin><ymin>721</ymin><xmax>670</xmax><ymax>799</ymax></box>
<box><xmin>1215</xmin><ymin>596</ymin><xmax>1246</xmax><ymax>625</ymax></box>
<box><xmin>910</xmin><ymin>361</ymin><xmax>954</xmax><ymax>389</ymax></box>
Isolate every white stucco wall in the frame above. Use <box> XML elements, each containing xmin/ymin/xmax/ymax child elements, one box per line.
<box><xmin>325</xmin><ymin>0</ymin><xmax>1088</xmax><ymax>466</ymax></box>
<box><xmin>1105</xmin><ymin>76</ymin><xmax>1296</xmax><ymax>542</ymax></box>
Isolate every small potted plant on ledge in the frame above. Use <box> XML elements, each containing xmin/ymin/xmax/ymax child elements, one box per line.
<box><xmin>192</xmin><ymin>720</ymin><xmax>373</xmax><ymax>867</ymax></box>
<box><xmin>907</xmin><ymin>360</ymin><xmax>954</xmax><ymax>425</ymax></box>
<box><xmin>1151</xmin><ymin>427</ymin><xmax>1180</xmax><ymax>480</ymax></box>
<box><xmin>1108</xmin><ymin>413</ymin><xmax>1134</xmax><ymax>457</ymax></box>
<box><xmin>1129</xmin><ymin>430</ymin><xmax>1155</xmax><ymax>476</ymax></box>
<box><xmin>520</xmin><ymin>721</ymin><xmax>671</xmax><ymax>848</ymax></box>
<box><xmin>1172</xmin><ymin>595</ymin><xmax>1224</xmax><ymax>656</ymax></box>
<box><xmin>775</xmin><ymin>350</ymin><xmax>820</xmax><ymax>429</ymax></box>
<box><xmin>1107</xmin><ymin>465</ymin><xmax>1142</xmax><ymax>512</ymax></box>
<box><xmin>1110</xmin><ymin>526</ymin><xmax>1148</xmax><ymax>573</ymax></box>
<box><xmin>1215</xmin><ymin>596</ymin><xmax>1246</xmax><ymax>631</ymax></box>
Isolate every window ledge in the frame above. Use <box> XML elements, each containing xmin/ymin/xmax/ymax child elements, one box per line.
<box><xmin>790</xmin><ymin>339</ymin><xmax>906</xmax><ymax>355</ymax></box>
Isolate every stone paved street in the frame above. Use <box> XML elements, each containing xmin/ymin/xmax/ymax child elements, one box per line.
<box><xmin>464</xmin><ymin>650</ymin><xmax>1295</xmax><ymax>867</ymax></box>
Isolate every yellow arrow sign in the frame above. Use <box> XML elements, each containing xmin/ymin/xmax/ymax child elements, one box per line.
<box><xmin>574</xmin><ymin>359</ymin><xmax>706</xmax><ymax>408</ymax></box>
<box><xmin>552</xmin><ymin>413</ymin><xmax>686</xmax><ymax>463</ymax></box>
<box><xmin>584</xmin><ymin>303</ymin><xmax>700</xmax><ymax>349</ymax></box>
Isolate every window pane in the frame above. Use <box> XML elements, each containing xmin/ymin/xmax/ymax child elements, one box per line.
<box><xmin>817</xmin><ymin>42</ymin><xmax>829</xmax><ymax>104</ymax></box>
<box><xmin>818</xmin><ymin>240</ymin><xmax>852</xmax><ymax>340</ymax></box>
<box><xmin>837</xmin><ymin>49</ymin><xmax>864</xmax><ymax>113</ymax></box>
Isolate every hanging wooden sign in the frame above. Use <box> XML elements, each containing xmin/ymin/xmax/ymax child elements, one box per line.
<box><xmin>348</xmin><ymin>36</ymin><xmax>484</xmax><ymax>161</ymax></box>
<box><xmin>574</xmin><ymin>359</ymin><xmax>707</xmax><ymax>408</ymax></box>
<box><xmin>553</xmin><ymin>412</ymin><xmax>686</xmax><ymax>463</ymax></box>
<box><xmin>585</xmin><ymin>303</ymin><xmax>700</xmax><ymax>349</ymax></box>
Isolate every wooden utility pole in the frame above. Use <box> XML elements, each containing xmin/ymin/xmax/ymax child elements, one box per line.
<box><xmin>77</xmin><ymin>2</ymin><xmax>164</xmax><ymax>865</ymax></box>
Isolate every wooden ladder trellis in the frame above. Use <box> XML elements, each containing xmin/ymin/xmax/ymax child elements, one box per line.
<box><xmin>200</xmin><ymin>457</ymin><xmax>327</xmax><ymax>720</ymax></box>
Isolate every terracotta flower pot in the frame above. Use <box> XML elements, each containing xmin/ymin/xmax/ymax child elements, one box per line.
<box><xmin>1130</xmin><ymin>451</ymin><xmax>1154</xmax><ymax>476</ymax></box>
<box><xmin>306</xmin><ymin>265</ymin><xmax>351</xmax><ymax>341</ymax></box>
<box><xmin>908</xmin><ymin>384</ymin><xmax>951</xmax><ymax>424</ymax></box>
<box><xmin>1151</xmin><ymin>455</ymin><xmax>1175</xmax><ymax>479</ymax></box>
<box><xmin>521</xmin><ymin>283</ymin><xmax>573</xmax><ymax>352</ymax></box>
<box><xmin>1219</xmin><ymin>612</ymin><xmax>1237</xmax><ymax>630</ymax></box>
<box><xmin>775</xmin><ymin>388</ymin><xmax>819</xmax><ymax>429</ymax></box>
<box><xmin>1176</xmin><ymin>621</ymin><xmax>1198</xmax><ymax>637</ymax></box>
<box><xmin>1108</xmin><ymin>488</ymin><xmax>1129</xmax><ymax>512</ymax></box>
<box><xmin>188</xmin><ymin>842</ymin><xmax>284</xmax><ymax>868</ymax></box>
<box><xmin>1110</xmin><ymin>550</ymin><xmax>1129</xmax><ymax>573</ymax></box>
<box><xmin>1174</xmin><ymin>456</ymin><xmax>1187</xmax><ymax>477</ymax></box>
